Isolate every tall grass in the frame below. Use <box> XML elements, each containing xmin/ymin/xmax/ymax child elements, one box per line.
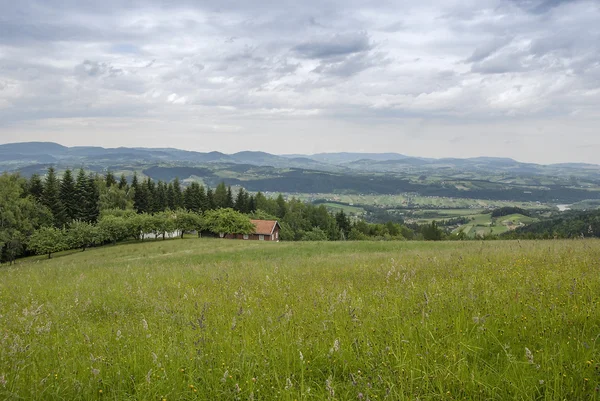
<box><xmin>1</xmin><ymin>239</ymin><xmax>599</xmax><ymax>400</ymax></box>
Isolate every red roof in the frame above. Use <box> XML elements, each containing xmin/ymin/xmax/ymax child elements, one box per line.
<box><xmin>250</xmin><ymin>220</ymin><xmax>280</xmax><ymax>235</ymax></box>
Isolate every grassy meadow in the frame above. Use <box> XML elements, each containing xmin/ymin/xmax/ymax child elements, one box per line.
<box><xmin>1</xmin><ymin>239</ymin><xmax>599</xmax><ymax>400</ymax></box>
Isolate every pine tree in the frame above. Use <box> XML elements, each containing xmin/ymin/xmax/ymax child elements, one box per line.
<box><xmin>60</xmin><ymin>168</ymin><xmax>77</xmax><ymax>222</ymax></box>
<box><xmin>43</xmin><ymin>167</ymin><xmax>67</xmax><ymax>227</ymax></box>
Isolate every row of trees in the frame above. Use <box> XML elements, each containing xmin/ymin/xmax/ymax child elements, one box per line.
<box><xmin>1</xmin><ymin>169</ymin><xmax>448</xmax><ymax>263</ymax></box>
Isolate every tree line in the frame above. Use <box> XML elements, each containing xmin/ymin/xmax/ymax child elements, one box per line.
<box><xmin>0</xmin><ymin>168</ymin><xmax>449</xmax><ymax>263</ymax></box>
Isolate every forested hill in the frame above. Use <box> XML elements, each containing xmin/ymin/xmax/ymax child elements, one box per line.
<box><xmin>504</xmin><ymin>210</ymin><xmax>600</xmax><ymax>239</ymax></box>
<box><xmin>2</xmin><ymin>142</ymin><xmax>600</xmax><ymax>204</ymax></box>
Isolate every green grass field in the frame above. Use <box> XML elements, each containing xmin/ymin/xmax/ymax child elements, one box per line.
<box><xmin>1</xmin><ymin>239</ymin><xmax>599</xmax><ymax>400</ymax></box>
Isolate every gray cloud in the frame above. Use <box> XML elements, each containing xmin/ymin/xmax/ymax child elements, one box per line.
<box><xmin>0</xmin><ymin>0</ymin><xmax>599</xmax><ymax>163</ymax></box>
<box><xmin>293</xmin><ymin>32</ymin><xmax>373</xmax><ymax>59</ymax></box>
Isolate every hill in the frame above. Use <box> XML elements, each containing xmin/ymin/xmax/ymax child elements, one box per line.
<box><xmin>2</xmin><ymin>142</ymin><xmax>600</xmax><ymax>205</ymax></box>
<box><xmin>1</xmin><ymin>239</ymin><xmax>598</xmax><ymax>400</ymax></box>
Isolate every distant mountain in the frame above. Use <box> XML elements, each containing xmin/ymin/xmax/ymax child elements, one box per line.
<box><xmin>0</xmin><ymin>142</ymin><xmax>68</xmax><ymax>155</ymax></box>
<box><xmin>305</xmin><ymin>152</ymin><xmax>411</xmax><ymax>164</ymax></box>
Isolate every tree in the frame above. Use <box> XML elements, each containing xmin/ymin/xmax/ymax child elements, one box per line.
<box><xmin>105</xmin><ymin>171</ymin><xmax>117</xmax><ymax>188</ymax></box>
<box><xmin>153</xmin><ymin>211</ymin><xmax>177</xmax><ymax>240</ymax></box>
<box><xmin>27</xmin><ymin>174</ymin><xmax>44</xmax><ymax>202</ymax></box>
<box><xmin>43</xmin><ymin>167</ymin><xmax>67</xmax><ymax>227</ymax></box>
<box><xmin>68</xmin><ymin>220</ymin><xmax>99</xmax><ymax>251</ymax></box>
<box><xmin>60</xmin><ymin>168</ymin><xmax>77</xmax><ymax>222</ymax></box>
<box><xmin>97</xmin><ymin>215</ymin><xmax>129</xmax><ymax>245</ymax></box>
<box><xmin>99</xmin><ymin>184</ymin><xmax>134</xmax><ymax>211</ymax></box>
<box><xmin>276</xmin><ymin>194</ymin><xmax>287</xmax><ymax>218</ymax></box>
<box><xmin>172</xmin><ymin>178</ymin><xmax>183</xmax><ymax>209</ymax></box>
<box><xmin>335</xmin><ymin>210</ymin><xmax>351</xmax><ymax>239</ymax></box>
<box><xmin>175</xmin><ymin>210</ymin><xmax>202</xmax><ymax>239</ymax></box>
<box><xmin>118</xmin><ymin>174</ymin><xmax>128</xmax><ymax>190</ymax></box>
<box><xmin>213</xmin><ymin>182</ymin><xmax>228</xmax><ymax>209</ymax></box>
<box><xmin>301</xmin><ymin>227</ymin><xmax>328</xmax><ymax>241</ymax></box>
<box><xmin>28</xmin><ymin>227</ymin><xmax>67</xmax><ymax>259</ymax></box>
<box><xmin>203</xmin><ymin>208</ymin><xmax>255</xmax><ymax>236</ymax></box>
<box><xmin>422</xmin><ymin>221</ymin><xmax>443</xmax><ymax>241</ymax></box>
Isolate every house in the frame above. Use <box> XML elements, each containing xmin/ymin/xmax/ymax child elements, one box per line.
<box><xmin>223</xmin><ymin>219</ymin><xmax>281</xmax><ymax>241</ymax></box>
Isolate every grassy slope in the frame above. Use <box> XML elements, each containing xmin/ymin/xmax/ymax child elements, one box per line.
<box><xmin>1</xmin><ymin>239</ymin><xmax>599</xmax><ymax>400</ymax></box>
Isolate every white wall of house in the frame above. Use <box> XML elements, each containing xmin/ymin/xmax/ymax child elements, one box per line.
<box><xmin>142</xmin><ymin>230</ymin><xmax>183</xmax><ymax>240</ymax></box>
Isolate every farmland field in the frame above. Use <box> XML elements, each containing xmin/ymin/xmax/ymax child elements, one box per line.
<box><xmin>1</xmin><ymin>239</ymin><xmax>599</xmax><ymax>400</ymax></box>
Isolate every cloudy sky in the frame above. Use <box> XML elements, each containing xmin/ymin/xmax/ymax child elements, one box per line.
<box><xmin>0</xmin><ymin>0</ymin><xmax>599</xmax><ymax>163</ymax></box>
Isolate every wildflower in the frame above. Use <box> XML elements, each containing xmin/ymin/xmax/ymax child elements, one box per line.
<box><xmin>299</xmin><ymin>351</ymin><xmax>304</xmax><ymax>361</ymax></box>
<box><xmin>142</xmin><ymin>319</ymin><xmax>148</xmax><ymax>330</ymax></box>
<box><xmin>92</xmin><ymin>368</ymin><xmax>100</xmax><ymax>377</ymax></box>
<box><xmin>285</xmin><ymin>378</ymin><xmax>293</xmax><ymax>390</ymax></box>
<box><xmin>326</xmin><ymin>376</ymin><xmax>335</xmax><ymax>398</ymax></box>
<box><xmin>0</xmin><ymin>374</ymin><xmax>6</xmax><ymax>388</ymax></box>
<box><xmin>525</xmin><ymin>347</ymin><xmax>534</xmax><ymax>364</ymax></box>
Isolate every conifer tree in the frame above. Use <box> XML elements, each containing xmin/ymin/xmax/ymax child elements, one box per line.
<box><xmin>235</xmin><ymin>188</ymin><xmax>246</xmax><ymax>213</ymax></box>
<box><xmin>105</xmin><ymin>171</ymin><xmax>117</xmax><ymax>188</ymax></box>
<box><xmin>43</xmin><ymin>167</ymin><xmax>67</xmax><ymax>227</ymax></box>
<box><xmin>60</xmin><ymin>168</ymin><xmax>77</xmax><ymax>222</ymax></box>
<box><xmin>167</xmin><ymin>182</ymin><xmax>176</xmax><ymax>210</ymax></box>
<box><xmin>74</xmin><ymin>168</ymin><xmax>89</xmax><ymax>221</ymax></box>
<box><xmin>213</xmin><ymin>182</ymin><xmax>228</xmax><ymax>209</ymax></box>
<box><xmin>226</xmin><ymin>186</ymin><xmax>234</xmax><ymax>209</ymax></box>
<box><xmin>156</xmin><ymin>181</ymin><xmax>168</xmax><ymax>212</ymax></box>
<box><xmin>206</xmin><ymin>187</ymin><xmax>216</xmax><ymax>210</ymax></box>
<box><xmin>85</xmin><ymin>173</ymin><xmax>100</xmax><ymax>223</ymax></box>
<box><xmin>172</xmin><ymin>177</ymin><xmax>183</xmax><ymax>209</ymax></box>
<box><xmin>27</xmin><ymin>174</ymin><xmax>44</xmax><ymax>202</ymax></box>
<box><xmin>118</xmin><ymin>174</ymin><xmax>128</xmax><ymax>190</ymax></box>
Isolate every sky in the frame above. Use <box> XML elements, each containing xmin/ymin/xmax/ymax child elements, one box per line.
<box><xmin>0</xmin><ymin>0</ymin><xmax>599</xmax><ymax>164</ymax></box>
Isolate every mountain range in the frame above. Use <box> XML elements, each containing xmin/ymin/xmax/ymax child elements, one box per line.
<box><xmin>2</xmin><ymin>142</ymin><xmax>600</xmax><ymax>204</ymax></box>
<box><xmin>1</xmin><ymin>142</ymin><xmax>598</xmax><ymax>173</ymax></box>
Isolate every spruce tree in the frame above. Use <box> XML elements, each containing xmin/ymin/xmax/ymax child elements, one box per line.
<box><xmin>43</xmin><ymin>167</ymin><xmax>67</xmax><ymax>227</ymax></box>
<box><xmin>105</xmin><ymin>171</ymin><xmax>117</xmax><ymax>188</ymax></box>
<box><xmin>167</xmin><ymin>182</ymin><xmax>175</xmax><ymax>210</ymax></box>
<box><xmin>213</xmin><ymin>182</ymin><xmax>228</xmax><ymax>209</ymax></box>
<box><xmin>235</xmin><ymin>188</ymin><xmax>246</xmax><ymax>212</ymax></box>
<box><xmin>172</xmin><ymin>177</ymin><xmax>183</xmax><ymax>209</ymax></box>
<box><xmin>226</xmin><ymin>186</ymin><xmax>234</xmax><ymax>209</ymax></box>
<box><xmin>206</xmin><ymin>187</ymin><xmax>216</xmax><ymax>210</ymax></box>
<box><xmin>85</xmin><ymin>173</ymin><xmax>100</xmax><ymax>223</ymax></box>
<box><xmin>198</xmin><ymin>185</ymin><xmax>208</xmax><ymax>212</ymax></box>
<box><xmin>27</xmin><ymin>174</ymin><xmax>44</xmax><ymax>202</ymax></box>
<box><xmin>60</xmin><ymin>168</ymin><xmax>77</xmax><ymax>222</ymax></box>
<box><xmin>118</xmin><ymin>174</ymin><xmax>128</xmax><ymax>190</ymax></box>
<box><xmin>74</xmin><ymin>168</ymin><xmax>89</xmax><ymax>221</ymax></box>
<box><xmin>156</xmin><ymin>181</ymin><xmax>168</xmax><ymax>212</ymax></box>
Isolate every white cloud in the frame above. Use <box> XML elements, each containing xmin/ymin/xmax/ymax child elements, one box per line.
<box><xmin>0</xmin><ymin>0</ymin><xmax>599</xmax><ymax>163</ymax></box>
